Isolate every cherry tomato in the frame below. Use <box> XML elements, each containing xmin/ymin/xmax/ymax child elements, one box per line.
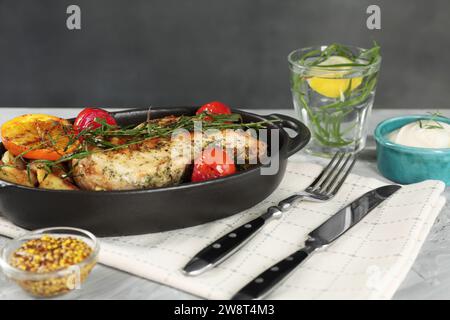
<box><xmin>74</xmin><ymin>108</ymin><xmax>117</xmax><ymax>134</ymax></box>
<box><xmin>196</xmin><ymin>101</ymin><xmax>232</xmax><ymax>119</ymax></box>
<box><xmin>191</xmin><ymin>147</ymin><xmax>236</xmax><ymax>182</ymax></box>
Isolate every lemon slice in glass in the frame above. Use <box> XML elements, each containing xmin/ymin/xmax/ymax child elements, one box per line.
<box><xmin>307</xmin><ymin>56</ymin><xmax>363</xmax><ymax>99</ymax></box>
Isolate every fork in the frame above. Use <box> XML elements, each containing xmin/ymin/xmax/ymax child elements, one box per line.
<box><xmin>182</xmin><ymin>152</ymin><xmax>357</xmax><ymax>276</ymax></box>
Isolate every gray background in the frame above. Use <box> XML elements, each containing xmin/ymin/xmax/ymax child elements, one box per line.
<box><xmin>0</xmin><ymin>0</ymin><xmax>447</xmax><ymax>109</ymax></box>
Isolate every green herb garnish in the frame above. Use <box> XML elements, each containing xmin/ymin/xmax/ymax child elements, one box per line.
<box><xmin>23</xmin><ymin>113</ymin><xmax>277</xmax><ymax>177</ymax></box>
<box><xmin>419</xmin><ymin>111</ymin><xmax>445</xmax><ymax>129</ymax></box>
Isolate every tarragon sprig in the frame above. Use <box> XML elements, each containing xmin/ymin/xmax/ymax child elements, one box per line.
<box><xmin>418</xmin><ymin>111</ymin><xmax>447</xmax><ymax>129</ymax></box>
<box><xmin>23</xmin><ymin>113</ymin><xmax>278</xmax><ymax>177</ymax></box>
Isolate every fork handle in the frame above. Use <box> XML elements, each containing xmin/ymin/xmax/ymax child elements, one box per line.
<box><xmin>278</xmin><ymin>194</ymin><xmax>304</xmax><ymax>211</ymax></box>
<box><xmin>183</xmin><ymin>216</ymin><xmax>267</xmax><ymax>276</ymax></box>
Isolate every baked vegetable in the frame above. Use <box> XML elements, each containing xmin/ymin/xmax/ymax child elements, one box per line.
<box><xmin>35</xmin><ymin>169</ymin><xmax>78</xmax><ymax>190</ymax></box>
<box><xmin>1</xmin><ymin>151</ymin><xmax>25</xmax><ymax>170</ymax></box>
<box><xmin>74</xmin><ymin>108</ymin><xmax>117</xmax><ymax>134</ymax></box>
<box><xmin>0</xmin><ymin>161</ymin><xmax>36</xmax><ymax>187</ymax></box>
<box><xmin>196</xmin><ymin>101</ymin><xmax>232</xmax><ymax>121</ymax></box>
<box><xmin>1</xmin><ymin>114</ymin><xmax>77</xmax><ymax>161</ymax></box>
<box><xmin>191</xmin><ymin>147</ymin><xmax>236</xmax><ymax>182</ymax></box>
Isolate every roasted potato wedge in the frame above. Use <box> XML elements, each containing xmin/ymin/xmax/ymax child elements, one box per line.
<box><xmin>30</xmin><ymin>162</ymin><xmax>74</xmax><ymax>182</ymax></box>
<box><xmin>36</xmin><ymin>168</ymin><xmax>78</xmax><ymax>190</ymax></box>
<box><xmin>1</xmin><ymin>151</ymin><xmax>26</xmax><ymax>170</ymax></box>
<box><xmin>0</xmin><ymin>161</ymin><xmax>36</xmax><ymax>187</ymax></box>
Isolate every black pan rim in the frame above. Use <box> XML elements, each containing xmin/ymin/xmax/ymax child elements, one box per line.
<box><xmin>0</xmin><ymin>106</ymin><xmax>298</xmax><ymax>195</ymax></box>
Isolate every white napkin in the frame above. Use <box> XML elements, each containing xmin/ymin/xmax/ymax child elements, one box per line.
<box><xmin>0</xmin><ymin>162</ymin><xmax>446</xmax><ymax>300</ymax></box>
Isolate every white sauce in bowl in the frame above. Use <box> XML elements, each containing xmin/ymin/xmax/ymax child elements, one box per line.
<box><xmin>388</xmin><ymin>120</ymin><xmax>450</xmax><ymax>148</ymax></box>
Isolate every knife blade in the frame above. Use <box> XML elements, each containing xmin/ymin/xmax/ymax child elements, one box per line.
<box><xmin>231</xmin><ymin>184</ymin><xmax>401</xmax><ymax>300</ymax></box>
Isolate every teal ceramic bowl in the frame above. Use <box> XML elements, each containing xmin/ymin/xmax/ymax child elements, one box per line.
<box><xmin>374</xmin><ymin>115</ymin><xmax>450</xmax><ymax>186</ymax></box>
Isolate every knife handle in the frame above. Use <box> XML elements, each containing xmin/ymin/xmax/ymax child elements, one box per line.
<box><xmin>231</xmin><ymin>247</ymin><xmax>312</xmax><ymax>300</ymax></box>
<box><xmin>183</xmin><ymin>216</ymin><xmax>266</xmax><ymax>276</ymax></box>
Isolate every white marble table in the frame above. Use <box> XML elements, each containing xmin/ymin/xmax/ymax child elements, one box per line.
<box><xmin>0</xmin><ymin>107</ymin><xmax>448</xmax><ymax>300</ymax></box>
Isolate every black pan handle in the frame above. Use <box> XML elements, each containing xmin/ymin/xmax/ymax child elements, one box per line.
<box><xmin>267</xmin><ymin>113</ymin><xmax>310</xmax><ymax>157</ymax></box>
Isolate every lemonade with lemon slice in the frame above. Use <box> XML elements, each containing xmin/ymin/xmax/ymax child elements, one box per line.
<box><xmin>288</xmin><ymin>44</ymin><xmax>381</xmax><ymax>156</ymax></box>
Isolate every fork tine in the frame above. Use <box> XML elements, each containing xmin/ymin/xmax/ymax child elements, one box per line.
<box><xmin>313</xmin><ymin>152</ymin><xmax>346</xmax><ymax>191</ymax></box>
<box><xmin>326</xmin><ymin>153</ymin><xmax>357</xmax><ymax>195</ymax></box>
<box><xmin>322</xmin><ymin>153</ymin><xmax>352</xmax><ymax>193</ymax></box>
<box><xmin>307</xmin><ymin>152</ymin><xmax>342</xmax><ymax>190</ymax></box>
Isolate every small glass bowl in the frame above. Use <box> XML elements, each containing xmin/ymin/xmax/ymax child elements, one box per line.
<box><xmin>0</xmin><ymin>227</ymin><xmax>99</xmax><ymax>298</ymax></box>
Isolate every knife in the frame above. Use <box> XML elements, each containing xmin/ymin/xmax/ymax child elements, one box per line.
<box><xmin>231</xmin><ymin>184</ymin><xmax>401</xmax><ymax>300</ymax></box>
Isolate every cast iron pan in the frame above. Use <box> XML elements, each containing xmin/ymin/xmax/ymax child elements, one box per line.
<box><xmin>0</xmin><ymin>107</ymin><xmax>310</xmax><ymax>236</ymax></box>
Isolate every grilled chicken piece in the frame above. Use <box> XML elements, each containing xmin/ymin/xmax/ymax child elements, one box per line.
<box><xmin>73</xmin><ymin>137</ymin><xmax>189</xmax><ymax>191</ymax></box>
<box><xmin>196</xmin><ymin>129</ymin><xmax>266</xmax><ymax>165</ymax></box>
<box><xmin>72</xmin><ymin>116</ymin><xmax>267</xmax><ymax>191</ymax></box>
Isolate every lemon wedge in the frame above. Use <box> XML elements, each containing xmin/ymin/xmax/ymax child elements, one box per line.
<box><xmin>307</xmin><ymin>56</ymin><xmax>363</xmax><ymax>99</ymax></box>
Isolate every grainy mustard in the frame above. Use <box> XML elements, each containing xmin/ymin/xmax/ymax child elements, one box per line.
<box><xmin>9</xmin><ymin>235</ymin><xmax>96</xmax><ymax>297</ymax></box>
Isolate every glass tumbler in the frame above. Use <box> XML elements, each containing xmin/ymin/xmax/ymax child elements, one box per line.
<box><xmin>288</xmin><ymin>45</ymin><xmax>381</xmax><ymax>156</ymax></box>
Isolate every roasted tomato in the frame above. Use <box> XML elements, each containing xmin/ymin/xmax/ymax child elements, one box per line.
<box><xmin>191</xmin><ymin>147</ymin><xmax>236</xmax><ymax>182</ymax></box>
<box><xmin>1</xmin><ymin>114</ymin><xmax>77</xmax><ymax>161</ymax></box>
<box><xmin>196</xmin><ymin>101</ymin><xmax>232</xmax><ymax>121</ymax></box>
<box><xmin>74</xmin><ymin>108</ymin><xmax>117</xmax><ymax>134</ymax></box>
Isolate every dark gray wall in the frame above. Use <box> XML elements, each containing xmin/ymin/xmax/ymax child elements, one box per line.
<box><xmin>0</xmin><ymin>0</ymin><xmax>448</xmax><ymax>109</ymax></box>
